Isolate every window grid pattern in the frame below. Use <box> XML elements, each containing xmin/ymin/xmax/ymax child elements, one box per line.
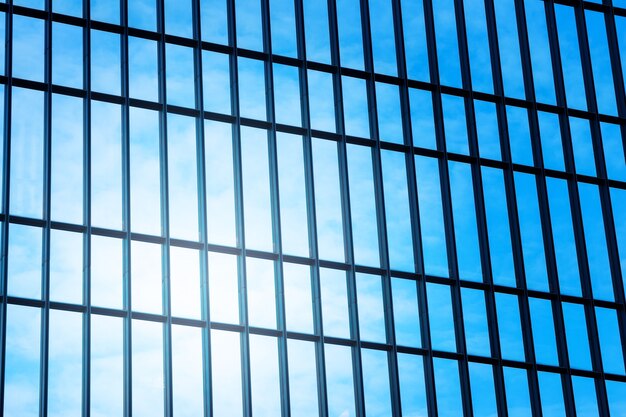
<box><xmin>0</xmin><ymin>0</ymin><xmax>624</xmax><ymax>416</ymax></box>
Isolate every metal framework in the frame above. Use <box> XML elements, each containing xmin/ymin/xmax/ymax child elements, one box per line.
<box><xmin>0</xmin><ymin>0</ymin><xmax>625</xmax><ymax>415</ymax></box>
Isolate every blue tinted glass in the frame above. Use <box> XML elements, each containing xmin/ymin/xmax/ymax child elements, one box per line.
<box><xmin>570</xmin><ymin>117</ymin><xmax>596</xmax><ymax>176</ymax></box>
<box><xmin>303</xmin><ymin>0</ymin><xmax>330</xmax><ymax>63</ymax></box>
<box><xmin>563</xmin><ymin>302</ymin><xmax>592</xmax><ymax>371</ymax></box>
<box><xmin>607</xmin><ymin>380</ymin><xmax>626</xmax><ymax>416</ymax></box>
<box><xmin>474</xmin><ymin>99</ymin><xmax>501</xmax><ymax>160</ymax></box>
<box><xmin>401</xmin><ymin>0</ymin><xmax>428</xmax><ymax>82</ymax></box>
<box><xmin>461</xmin><ymin>288</ymin><xmax>491</xmax><ymax>357</ymax></box>
<box><xmin>270</xmin><ymin>0</ymin><xmax>297</xmax><ymax>57</ymax></box>
<box><xmin>601</xmin><ymin>122</ymin><xmax>626</xmax><ymax>182</ymax></box>
<box><xmin>12</xmin><ymin>16</ymin><xmax>44</xmax><ymax>82</ymax></box>
<box><xmin>529</xmin><ymin>298</ymin><xmax>559</xmax><ymax>366</ymax></box>
<box><xmin>585</xmin><ymin>11</ymin><xmax>617</xmax><ymax>116</ymax></box>
<box><xmin>91</xmin><ymin>30</ymin><xmax>121</xmax><ymax>95</ymax></box>
<box><xmin>392</xmin><ymin>278</ymin><xmax>421</xmax><ymax>348</ymax></box>
<box><xmin>442</xmin><ymin>94</ymin><xmax>468</xmax><ymax>155</ymax></box>
<box><xmin>376</xmin><ymin>82</ymin><xmax>403</xmax><ymax>144</ymax></box>
<box><xmin>52</xmin><ymin>23</ymin><xmax>83</xmax><ymax>89</ymax></box>
<box><xmin>464</xmin><ymin>0</ymin><xmax>493</xmax><ymax>93</ymax></box>
<box><xmin>514</xmin><ymin>172</ymin><xmax>548</xmax><ymax>292</ymax></box>
<box><xmin>336</xmin><ymin>0</ymin><xmax>364</xmax><ymax>69</ymax></box>
<box><xmin>273</xmin><ymin>63</ymin><xmax>302</xmax><ymax>126</ymax></box>
<box><xmin>236</xmin><ymin>0</ymin><xmax>263</xmax><ymax>51</ymax></box>
<box><xmin>369</xmin><ymin>0</ymin><xmax>396</xmax><ymax>76</ymax></box>
<box><xmin>362</xmin><ymin>349</ymin><xmax>393</xmax><ymax>417</ymax></box>
<box><xmin>342</xmin><ymin>76</ymin><xmax>370</xmax><ymax>138</ymax></box>
<box><xmin>356</xmin><ymin>274</ymin><xmax>386</xmax><ymax>343</ymax></box>
<box><xmin>325</xmin><ymin>344</ymin><xmax>356</xmax><ymax>417</ymax></box>
<box><xmin>432</xmin><ymin>0</ymin><xmax>461</xmax><ymax>88</ymax></box>
<box><xmin>496</xmin><ymin>293</ymin><xmax>525</xmax><ymax>362</ymax></box>
<box><xmin>546</xmin><ymin>177</ymin><xmax>581</xmax><ymax>296</ymax></box>
<box><xmin>507</xmin><ymin>105</ymin><xmax>533</xmax><ymax>166</ymax></box>
<box><xmin>538</xmin><ymin>111</ymin><xmax>564</xmax><ymax>171</ymax></box>
<box><xmin>238</xmin><ymin>57</ymin><xmax>266</xmax><ymax>120</ymax></box>
<box><xmin>397</xmin><ymin>353</ymin><xmax>428</xmax><ymax>416</ymax></box>
<box><xmin>166</xmin><ymin>43</ymin><xmax>196</xmax><ymax>108</ymax></box>
<box><xmin>211</xmin><ymin>330</ymin><xmax>243</xmax><ymax>417</ymax></box>
<box><xmin>203</xmin><ymin>50</ymin><xmax>231</xmax><ymax>114</ymax></box>
<box><xmin>524</xmin><ymin>0</ymin><xmax>556</xmax><ymax>104</ymax></box>
<box><xmin>165</xmin><ymin>0</ymin><xmax>193</xmax><ymax>38</ymax></box>
<box><xmin>538</xmin><ymin>372</ymin><xmax>566</xmax><ymax>417</ymax></box>
<box><xmin>611</xmin><ymin>188</ymin><xmax>626</xmax><ymax>284</ymax></box>
<box><xmin>409</xmin><ymin>88</ymin><xmax>436</xmax><ymax>149</ymax></box>
<box><xmin>129</xmin><ymin>0</ymin><xmax>156</xmax><ymax>30</ymax></box>
<box><xmin>595</xmin><ymin>307</ymin><xmax>625</xmax><ymax>375</ymax></box>
<box><xmin>555</xmin><ymin>5</ymin><xmax>586</xmax><ymax>110</ymax></box>
<box><xmin>287</xmin><ymin>340</ymin><xmax>319</xmax><ymax>416</ymax></box>
<box><xmin>494</xmin><ymin>0</ymin><xmax>525</xmax><ymax>99</ymax></box>
<box><xmin>427</xmin><ymin>283</ymin><xmax>456</xmax><ymax>352</ymax></box>
<box><xmin>308</xmin><ymin>70</ymin><xmax>336</xmax><ymax>132</ymax></box>
<box><xmin>129</xmin><ymin>36</ymin><xmax>159</xmax><ymax>102</ymax></box>
<box><xmin>572</xmin><ymin>376</ymin><xmax>600</xmax><ymax>417</ymax></box>
<box><xmin>433</xmin><ymin>358</ymin><xmax>463</xmax><ymax>417</ymax></box>
<box><xmin>503</xmin><ymin>367</ymin><xmax>532</xmax><ymax>417</ymax></box>
<box><xmin>320</xmin><ymin>268</ymin><xmax>350</xmax><ymax>338</ymax></box>
<box><xmin>415</xmin><ymin>156</ymin><xmax>448</xmax><ymax>277</ymax></box>
<box><xmin>92</xmin><ymin>0</ymin><xmax>119</xmax><ymax>23</ymax></box>
<box><xmin>469</xmin><ymin>362</ymin><xmax>497</xmax><ymax>417</ymax></box>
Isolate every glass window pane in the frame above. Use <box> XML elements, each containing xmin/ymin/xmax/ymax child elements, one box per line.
<box><xmin>554</xmin><ymin>5</ymin><xmax>586</xmax><ymax>110</ymax></box>
<box><xmin>91</xmin><ymin>314</ymin><xmax>124</xmax><ymax>416</ymax></box>
<box><xmin>336</xmin><ymin>0</ymin><xmax>364</xmax><ymax>70</ymax></box>
<box><xmin>205</xmin><ymin>121</ymin><xmax>237</xmax><ymax>246</ymax></box>
<box><xmin>415</xmin><ymin>156</ymin><xmax>448</xmax><ymax>277</ymax></box>
<box><xmin>342</xmin><ymin>76</ymin><xmax>370</xmax><ymax>138</ymax></box>
<box><xmin>211</xmin><ymin>330</ymin><xmax>243</xmax><ymax>417</ymax></box>
<box><xmin>48</xmin><ymin>310</ymin><xmax>82</xmax><ymax>417</ymax></box>
<box><xmin>53</xmin><ymin>0</ymin><xmax>81</xmax><ymax>16</ymax></box>
<box><xmin>570</xmin><ymin>117</ymin><xmax>596</xmax><ymax>177</ymax></box>
<box><xmin>277</xmin><ymin>133</ymin><xmax>309</xmax><ymax>256</ymax></box>
<box><xmin>397</xmin><ymin>353</ymin><xmax>428</xmax><ymax>416</ymax></box>
<box><xmin>129</xmin><ymin>106</ymin><xmax>161</xmax><ymax>235</ymax></box>
<box><xmin>166</xmin><ymin>44</ymin><xmax>196</xmax><ymax>108</ymax></box>
<box><xmin>529</xmin><ymin>298</ymin><xmax>559</xmax><ymax>366</ymax></box>
<box><xmin>249</xmin><ymin>335</ymin><xmax>282</xmax><ymax>417</ymax></box>
<box><xmin>52</xmin><ymin>23</ymin><xmax>83</xmax><ymax>88</ymax></box>
<box><xmin>238</xmin><ymin>57</ymin><xmax>266</xmax><ymax>121</ymax></box>
<box><xmin>246</xmin><ymin>257</ymin><xmax>277</xmax><ymax>329</ymax></box>
<box><xmin>514</xmin><ymin>172</ymin><xmax>548</xmax><ymax>292</ymax></box>
<box><xmin>347</xmin><ymin>144</ymin><xmax>380</xmax><ymax>267</ymax></box>
<box><xmin>496</xmin><ymin>293</ymin><xmax>525</xmax><ymax>362</ymax></box>
<box><xmin>4</xmin><ymin>305</ymin><xmax>40</xmax><ymax>417</ymax></box>
<box><xmin>12</xmin><ymin>16</ymin><xmax>44</xmax><ymax>82</ymax></box>
<box><xmin>427</xmin><ymin>283</ymin><xmax>456</xmax><ymax>352</ymax></box>
<box><xmin>433</xmin><ymin>0</ymin><xmax>461</xmax><ymax>88</ymax></box>
<box><xmin>91</xmin><ymin>100</ymin><xmax>123</xmax><ymax>230</ymax></box>
<box><xmin>208</xmin><ymin>252</ymin><xmax>240</xmax><ymax>324</ymax></box>
<box><xmin>320</xmin><ymin>268</ymin><xmax>350</xmax><ymax>338</ymax></box>
<box><xmin>171</xmin><ymin>325</ymin><xmax>204</xmax><ymax>416</ymax></box>
<box><xmin>92</xmin><ymin>0</ymin><xmax>119</xmax><ymax>24</ymax></box>
<box><xmin>203</xmin><ymin>50</ymin><xmax>231</xmax><ymax>114</ymax></box>
<box><xmin>606</xmin><ymin>380</ymin><xmax>626</xmax><ymax>416</ymax></box>
<box><xmin>164</xmin><ymin>0</ymin><xmax>193</xmax><ymax>38</ymax></box>
<box><xmin>381</xmin><ymin>150</ymin><xmax>414</xmax><ymax>272</ymax></box>
<box><xmin>91</xmin><ymin>30</ymin><xmax>121</xmax><ymax>95</ymax></box>
<box><xmin>49</xmin><ymin>229</ymin><xmax>83</xmax><ymax>304</ymax></box>
<box><xmin>201</xmin><ymin>0</ymin><xmax>228</xmax><ymax>44</ymax></box>
<box><xmin>325</xmin><ymin>344</ymin><xmax>356</xmax><ymax>417</ymax></box>
<box><xmin>507</xmin><ymin>106</ymin><xmax>533</xmax><ymax>166</ymax></box>
<box><xmin>494</xmin><ymin>0</ymin><xmax>525</xmax><ymax>99</ymax></box>
<box><xmin>369</xmin><ymin>0</ymin><xmax>396</xmax><ymax>76</ymax></box>
<box><xmin>546</xmin><ymin>177</ymin><xmax>581</xmax><ymax>296</ymax></box>
<box><xmin>391</xmin><ymin>277</ymin><xmax>421</xmax><ymax>348</ymax></box>
<box><xmin>563</xmin><ymin>302</ymin><xmax>592</xmax><ymax>371</ymax></box>
<box><xmin>595</xmin><ymin>307</ymin><xmax>625</xmax><ymax>375</ymax></box>
<box><xmin>170</xmin><ymin>246</ymin><xmax>202</xmax><ymax>319</ymax></box>
<box><xmin>167</xmin><ymin>113</ymin><xmax>199</xmax><ymax>241</ymax></box>
<box><xmin>303</xmin><ymin>0</ymin><xmax>330</xmax><ymax>63</ymax></box>
<box><xmin>461</xmin><ymin>288</ymin><xmax>490</xmax><ymax>357</ymax></box>
<box><xmin>538</xmin><ymin>372</ymin><xmax>566</xmax><ymax>417</ymax></box>
<box><xmin>539</xmin><ymin>111</ymin><xmax>564</xmax><ymax>171</ymax></box>
<box><xmin>482</xmin><ymin>167</ymin><xmax>515</xmax><ymax>286</ymax></box>
<box><xmin>91</xmin><ymin>235</ymin><xmax>123</xmax><ymax>309</ymax></box>
<box><xmin>10</xmin><ymin>87</ymin><xmax>44</xmax><ymax>218</ymax></box>
<box><xmin>586</xmin><ymin>11</ymin><xmax>618</xmax><ymax>116</ymax></box>
<box><xmin>7</xmin><ymin>224</ymin><xmax>42</xmax><ymax>299</ymax></box>
<box><xmin>283</xmin><ymin>262</ymin><xmax>314</xmax><ymax>334</ymax></box>
<box><xmin>307</xmin><ymin>70</ymin><xmax>336</xmax><ymax>132</ymax></box>
<box><xmin>131</xmin><ymin>240</ymin><xmax>162</xmax><ymax>314</ymax></box>
<box><xmin>612</xmin><ymin>188</ymin><xmax>626</xmax><ymax>283</ymax></box>
<box><xmin>602</xmin><ymin>122</ymin><xmax>626</xmax><ymax>182</ymax></box>
<box><xmin>129</xmin><ymin>0</ymin><xmax>156</xmax><ymax>31</ymax></box>
<box><xmin>362</xmin><ymin>349</ymin><xmax>393</xmax><ymax>417</ymax></box>
<box><xmin>129</xmin><ymin>37</ymin><xmax>159</xmax><ymax>102</ymax></box>
<box><xmin>356</xmin><ymin>273</ymin><xmax>386</xmax><ymax>343</ymax></box>
<box><xmin>409</xmin><ymin>88</ymin><xmax>436</xmax><ymax>149</ymax></box>
<box><xmin>273</xmin><ymin>64</ymin><xmax>302</xmax><ymax>126</ymax></box>
<box><xmin>313</xmin><ymin>138</ymin><xmax>345</xmax><ymax>262</ymax></box>
<box><xmin>449</xmin><ymin>161</ymin><xmax>482</xmax><ymax>281</ymax></box>
<box><xmin>51</xmin><ymin>94</ymin><xmax>83</xmax><ymax>224</ymax></box>
<box><xmin>270</xmin><ymin>0</ymin><xmax>297</xmax><ymax>57</ymax></box>
<box><xmin>464</xmin><ymin>0</ymin><xmax>493</xmax><ymax>93</ymax></box>
<box><xmin>132</xmin><ymin>320</ymin><xmax>164</xmax><ymax>417</ymax></box>
<box><xmin>241</xmin><ymin>127</ymin><xmax>273</xmax><ymax>251</ymax></box>
<box><xmin>433</xmin><ymin>358</ymin><xmax>463</xmax><ymax>417</ymax></box>
<box><xmin>376</xmin><ymin>82</ymin><xmax>403</xmax><ymax>144</ymax></box>
<box><xmin>524</xmin><ymin>0</ymin><xmax>556</xmax><ymax>104</ymax></box>
<box><xmin>442</xmin><ymin>94</ymin><xmax>468</xmax><ymax>155</ymax></box>
<box><xmin>401</xmin><ymin>0</ymin><xmax>428</xmax><ymax>82</ymax></box>
<box><xmin>474</xmin><ymin>99</ymin><xmax>501</xmax><ymax>160</ymax></box>
<box><xmin>469</xmin><ymin>362</ymin><xmax>497</xmax><ymax>417</ymax></box>
<box><xmin>503</xmin><ymin>367</ymin><xmax>532</xmax><ymax>417</ymax></box>
<box><xmin>236</xmin><ymin>0</ymin><xmax>263</xmax><ymax>51</ymax></box>
<box><xmin>287</xmin><ymin>339</ymin><xmax>319</xmax><ymax>417</ymax></box>
<box><xmin>572</xmin><ymin>376</ymin><xmax>600</xmax><ymax>417</ymax></box>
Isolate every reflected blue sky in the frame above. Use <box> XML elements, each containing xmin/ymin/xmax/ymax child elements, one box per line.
<box><xmin>1</xmin><ymin>1</ymin><xmax>626</xmax><ymax>417</ymax></box>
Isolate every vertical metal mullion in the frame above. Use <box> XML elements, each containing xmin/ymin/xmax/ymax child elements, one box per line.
<box><xmin>260</xmin><ymin>0</ymin><xmax>292</xmax><ymax>415</ymax></box>
<box><xmin>226</xmin><ymin>0</ymin><xmax>252</xmax><ymax>413</ymax></box>
<box><xmin>419</xmin><ymin>1</ymin><xmax>450</xmax><ymax>415</ymax></box>
<box><xmin>292</xmin><ymin>0</ymin><xmax>329</xmax><ymax>413</ymax></box>
<box><xmin>82</xmin><ymin>2</ymin><xmax>92</xmax><ymax>416</ymax></box>
<box><xmin>481</xmin><ymin>1</ymin><xmax>524</xmax><ymax>415</ymax></box>
<box><xmin>0</xmin><ymin>2</ymin><xmax>11</xmax><ymax>414</ymax></box>
<box><xmin>542</xmin><ymin>2</ymin><xmax>578</xmax><ymax>414</ymax></box>
<box><xmin>191</xmin><ymin>0</ymin><xmax>213</xmax><ymax>416</ymax></box>
<box><xmin>358</xmin><ymin>0</ymin><xmax>404</xmax><ymax>415</ymax></box>
<box><xmin>516</xmin><ymin>1</ymin><xmax>579</xmax><ymax>416</ymax></box>
<box><xmin>156</xmin><ymin>0</ymin><xmax>174</xmax><ymax>416</ymax></box>
<box><xmin>571</xmin><ymin>5</ymin><xmax>614</xmax><ymax>415</ymax></box>
<box><xmin>120</xmin><ymin>0</ymin><xmax>134</xmax><ymax>416</ymax></box>
<box><xmin>325</xmin><ymin>0</ymin><xmax>365</xmax><ymax>414</ymax></box>
<box><xmin>40</xmin><ymin>2</ymin><xmax>53</xmax><ymax>416</ymax></box>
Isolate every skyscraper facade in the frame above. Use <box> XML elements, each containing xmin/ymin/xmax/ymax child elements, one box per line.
<box><xmin>0</xmin><ymin>0</ymin><xmax>626</xmax><ymax>416</ymax></box>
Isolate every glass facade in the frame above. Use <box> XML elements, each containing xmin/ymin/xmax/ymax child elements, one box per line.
<box><xmin>0</xmin><ymin>0</ymin><xmax>625</xmax><ymax>416</ymax></box>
